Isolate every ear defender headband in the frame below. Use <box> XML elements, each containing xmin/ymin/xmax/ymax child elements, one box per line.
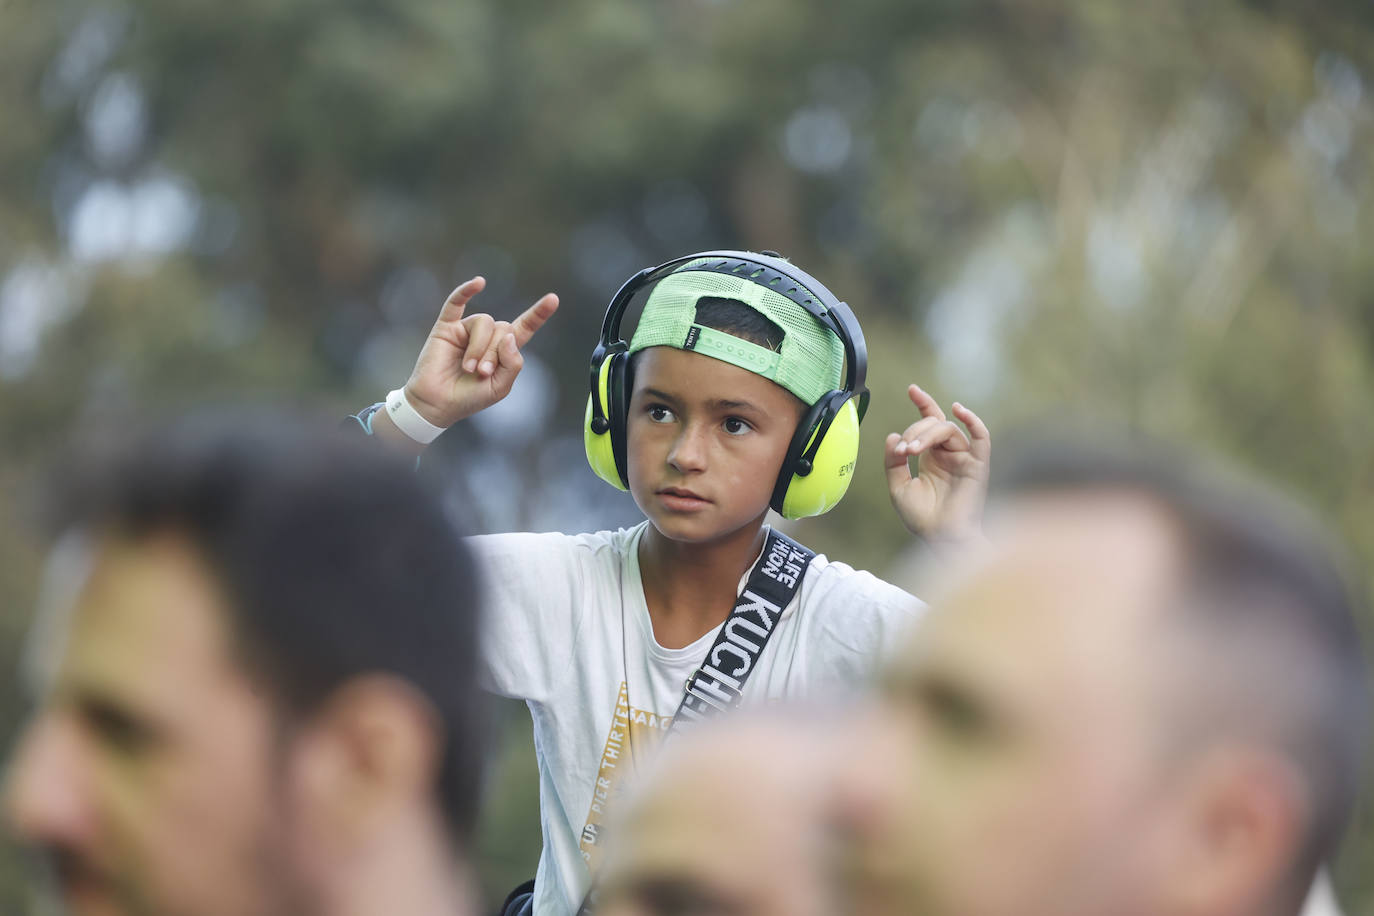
<box><xmin>583</xmin><ymin>250</ymin><xmax>870</xmax><ymax>520</ymax></box>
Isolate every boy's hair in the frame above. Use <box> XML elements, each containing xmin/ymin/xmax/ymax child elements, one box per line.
<box><xmin>48</xmin><ymin>411</ymin><xmax>487</xmax><ymax>848</ymax></box>
<box><xmin>693</xmin><ymin>296</ymin><xmax>785</xmax><ymax>352</ymax></box>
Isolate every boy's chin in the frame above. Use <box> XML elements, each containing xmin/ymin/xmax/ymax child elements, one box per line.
<box><xmin>643</xmin><ymin>510</ymin><xmax>769</xmax><ymax>546</ymax></box>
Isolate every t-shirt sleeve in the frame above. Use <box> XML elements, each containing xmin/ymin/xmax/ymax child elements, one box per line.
<box><xmin>800</xmin><ymin>560</ymin><xmax>924</xmax><ymax>692</ymax></box>
<box><xmin>465</xmin><ymin>531</ymin><xmax>588</xmax><ymax>704</ymax></box>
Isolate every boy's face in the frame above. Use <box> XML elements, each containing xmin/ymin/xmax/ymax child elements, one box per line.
<box><xmin>626</xmin><ymin>346</ymin><xmax>805</xmax><ymax>544</ymax></box>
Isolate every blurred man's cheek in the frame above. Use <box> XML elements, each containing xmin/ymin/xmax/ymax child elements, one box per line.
<box><xmin>829</xmin><ymin>703</ymin><xmax>915</xmax><ymax>838</ymax></box>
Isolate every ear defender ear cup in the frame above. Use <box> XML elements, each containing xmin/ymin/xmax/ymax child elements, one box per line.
<box><xmin>772</xmin><ymin>393</ymin><xmax>862</xmax><ymax>520</ymax></box>
<box><xmin>583</xmin><ymin>350</ymin><xmax>631</xmax><ymax>490</ymax></box>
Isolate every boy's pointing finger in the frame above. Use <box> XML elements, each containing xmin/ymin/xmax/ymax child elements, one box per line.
<box><xmin>952</xmin><ymin>402</ymin><xmax>991</xmax><ymax>459</ymax></box>
<box><xmin>893</xmin><ymin>416</ymin><xmax>949</xmax><ymax>455</ymax></box>
<box><xmin>437</xmin><ymin>276</ymin><xmax>486</xmax><ymax>325</ymax></box>
<box><xmin>907</xmin><ymin>383</ymin><xmax>947</xmax><ymax>423</ymax></box>
<box><xmin>512</xmin><ymin>293</ymin><xmax>560</xmax><ymax>346</ymax></box>
<box><xmin>897</xmin><ymin>421</ymin><xmax>971</xmax><ymax>458</ymax></box>
<box><xmin>922</xmin><ymin>421</ymin><xmax>972</xmax><ymax>454</ymax></box>
<box><xmin>884</xmin><ymin>433</ymin><xmax>914</xmax><ymax>491</ymax></box>
<box><xmin>490</xmin><ymin>334</ymin><xmax>524</xmax><ymax>392</ymax></box>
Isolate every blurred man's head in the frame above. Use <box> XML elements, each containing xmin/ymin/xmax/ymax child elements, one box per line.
<box><xmin>596</xmin><ymin>715</ymin><xmax>840</xmax><ymax>916</ymax></box>
<box><xmin>4</xmin><ymin>413</ymin><xmax>486</xmax><ymax>916</ymax></box>
<box><xmin>842</xmin><ymin>443</ymin><xmax>1369</xmax><ymax>916</ymax></box>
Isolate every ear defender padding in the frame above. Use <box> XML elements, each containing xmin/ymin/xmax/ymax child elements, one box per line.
<box><xmin>583</xmin><ymin>351</ymin><xmax>630</xmax><ymax>490</ymax></box>
<box><xmin>773</xmin><ymin>393</ymin><xmax>862</xmax><ymax>520</ymax></box>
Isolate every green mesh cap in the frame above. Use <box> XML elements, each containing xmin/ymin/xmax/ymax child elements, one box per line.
<box><xmin>627</xmin><ymin>259</ymin><xmax>845</xmax><ymax>405</ymax></box>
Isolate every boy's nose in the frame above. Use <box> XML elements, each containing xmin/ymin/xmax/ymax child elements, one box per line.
<box><xmin>667</xmin><ymin>424</ymin><xmax>709</xmax><ymax>473</ymax></box>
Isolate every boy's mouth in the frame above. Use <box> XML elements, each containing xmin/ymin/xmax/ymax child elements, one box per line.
<box><xmin>656</xmin><ymin>486</ymin><xmax>711</xmax><ymax>509</ymax></box>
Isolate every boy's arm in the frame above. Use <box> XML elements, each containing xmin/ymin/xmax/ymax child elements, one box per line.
<box><xmin>370</xmin><ymin>276</ymin><xmax>560</xmax><ymax>453</ymax></box>
<box><xmin>468</xmin><ymin>531</ymin><xmax>587</xmax><ymax>705</ymax></box>
<box><xmin>884</xmin><ymin>383</ymin><xmax>991</xmax><ymax>555</ymax></box>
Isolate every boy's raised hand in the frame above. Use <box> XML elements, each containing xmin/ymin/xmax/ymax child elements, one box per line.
<box><xmin>403</xmin><ymin>277</ymin><xmax>560</xmax><ymax>429</ymax></box>
<box><xmin>884</xmin><ymin>384</ymin><xmax>991</xmax><ymax>549</ymax></box>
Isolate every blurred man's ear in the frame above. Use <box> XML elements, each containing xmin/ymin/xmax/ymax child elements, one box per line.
<box><xmin>288</xmin><ymin>675</ymin><xmax>443</xmax><ymax>850</ymax></box>
<box><xmin>1163</xmin><ymin>746</ymin><xmax>1308</xmax><ymax>915</ymax></box>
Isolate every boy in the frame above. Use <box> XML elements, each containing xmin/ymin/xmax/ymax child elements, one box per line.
<box><xmin>361</xmin><ymin>252</ymin><xmax>990</xmax><ymax>915</ymax></box>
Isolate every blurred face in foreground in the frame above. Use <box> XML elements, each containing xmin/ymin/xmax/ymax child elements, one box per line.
<box><xmin>4</xmin><ymin>531</ymin><xmax>305</xmax><ymax>916</ymax></box>
<box><xmin>841</xmin><ymin>493</ymin><xmax>1194</xmax><ymax>916</ymax></box>
<box><xmin>596</xmin><ymin>721</ymin><xmax>837</xmax><ymax>916</ymax></box>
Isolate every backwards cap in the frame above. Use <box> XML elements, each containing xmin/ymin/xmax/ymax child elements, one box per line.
<box><xmin>627</xmin><ymin>258</ymin><xmax>845</xmax><ymax>406</ymax></box>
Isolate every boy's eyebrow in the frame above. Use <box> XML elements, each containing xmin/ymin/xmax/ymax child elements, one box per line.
<box><xmin>640</xmin><ymin>387</ymin><xmax>683</xmax><ymax>406</ymax></box>
<box><xmin>641</xmin><ymin>388</ymin><xmax>766</xmax><ymax>415</ymax></box>
<box><xmin>707</xmin><ymin>398</ymin><xmax>764</xmax><ymax>414</ymax></box>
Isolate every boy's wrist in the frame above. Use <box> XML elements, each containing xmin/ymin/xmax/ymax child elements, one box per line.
<box><xmin>920</xmin><ymin>527</ymin><xmax>991</xmax><ymax>559</ymax></box>
<box><xmin>385</xmin><ymin>387</ymin><xmax>447</xmax><ymax>444</ymax></box>
<box><xmin>370</xmin><ymin>401</ymin><xmax>431</xmax><ymax>458</ymax></box>
<box><xmin>401</xmin><ymin>382</ymin><xmax>457</xmax><ymax>428</ymax></box>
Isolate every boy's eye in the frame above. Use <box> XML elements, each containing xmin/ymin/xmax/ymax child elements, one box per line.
<box><xmin>722</xmin><ymin>417</ymin><xmax>752</xmax><ymax>436</ymax></box>
<box><xmin>648</xmin><ymin>405</ymin><xmax>676</xmax><ymax>424</ymax></box>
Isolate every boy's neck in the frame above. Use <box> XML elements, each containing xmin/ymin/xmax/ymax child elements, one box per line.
<box><xmin>637</xmin><ymin>518</ymin><xmax>770</xmax><ymax>650</ymax></box>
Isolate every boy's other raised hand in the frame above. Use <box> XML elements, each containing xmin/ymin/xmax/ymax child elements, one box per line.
<box><xmin>884</xmin><ymin>383</ymin><xmax>991</xmax><ymax>550</ymax></box>
<box><xmin>403</xmin><ymin>277</ymin><xmax>560</xmax><ymax>429</ymax></box>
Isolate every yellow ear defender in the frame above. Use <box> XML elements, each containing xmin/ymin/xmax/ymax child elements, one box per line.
<box><xmin>584</xmin><ymin>251</ymin><xmax>869</xmax><ymax>519</ymax></box>
<box><xmin>584</xmin><ymin>352</ymin><xmax>629</xmax><ymax>491</ymax></box>
<box><xmin>775</xmin><ymin>393</ymin><xmax>863</xmax><ymax>520</ymax></box>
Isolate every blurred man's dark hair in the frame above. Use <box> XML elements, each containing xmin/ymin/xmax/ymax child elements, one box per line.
<box><xmin>48</xmin><ymin>410</ymin><xmax>487</xmax><ymax>847</ymax></box>
<box><xmin>994</xmin><ymin>439</ymin><xmax>1370</xmax><ymax>908</ymax></box>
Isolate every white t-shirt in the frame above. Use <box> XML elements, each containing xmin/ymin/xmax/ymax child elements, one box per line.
<box><xmin>473</xmin><ymin>521</ymin><xmax>922</xmax><ymax>916</ymax></box>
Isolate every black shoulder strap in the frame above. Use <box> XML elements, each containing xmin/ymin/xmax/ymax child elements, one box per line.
<box><xmin>669</xmin><ymin>527</ymin><xmax>815</xmax><ymax>733</ymax></box>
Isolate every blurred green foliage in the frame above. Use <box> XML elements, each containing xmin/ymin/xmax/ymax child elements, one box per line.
<box><xmin>2</xmin><ymin>0</ymin><xmax>1373</xmax><ymax>911</ymax></box>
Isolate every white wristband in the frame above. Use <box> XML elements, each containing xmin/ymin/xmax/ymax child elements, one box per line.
<box><xmin>384</xmin><ymin>388</ymin><xmax>446</xmax><ymax>445</ymax></box>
